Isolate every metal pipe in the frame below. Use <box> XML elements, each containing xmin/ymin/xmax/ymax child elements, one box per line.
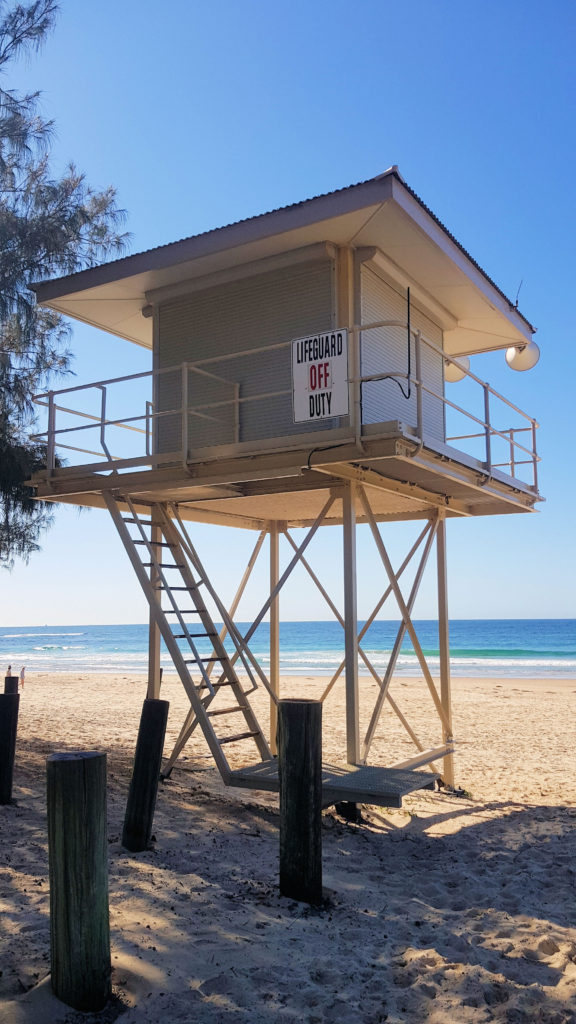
<box><xmin>483</xmin><ymin>386</ymin><xmax>492</xmax><ymax>472</ymax></box>
<box><xmin>46</xmin><ymin>392</ymin><xmax>56</xmax><ymax>473</ymax></box>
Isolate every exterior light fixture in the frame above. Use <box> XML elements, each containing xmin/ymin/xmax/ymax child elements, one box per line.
<box><xmin>505</xmin><ymin>341</ymin><xmax>540</xmax><ymax>371</ymax></box>
<box><xmin>444</xmin><ymin>356</ymin><xmax>470</xmax><ymax>383</ymax></box>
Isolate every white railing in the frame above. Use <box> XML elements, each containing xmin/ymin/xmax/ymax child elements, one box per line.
<box><xmin>32</xmin><ymin>323</ymin><xmax>540</xmax><ymax>491</ymax></box>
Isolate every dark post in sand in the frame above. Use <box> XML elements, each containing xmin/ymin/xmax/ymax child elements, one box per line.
<box><xmin>278</xmin><ymin>698</ymin><xmax>323</xmax><ymax>905</ymax></box>
<box><xmin>122</xmin><ymin>697</ymin><xmax>170</xmax><ymax>852</ymax></box>
<box><xmin>0</xmin><ymin>688</ymin><xmax>20</xmax><ymax>804</ymax></box>
<box><xmin>47</xmin><ymin>751</ymin><xmax>111</xmax><ymax>1011</ymax></box>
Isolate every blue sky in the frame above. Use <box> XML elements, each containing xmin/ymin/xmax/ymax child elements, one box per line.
<box><xmin>3</xmin><ymin>0</ymin><xmax>576</xmax><ymax>624</ymax></box>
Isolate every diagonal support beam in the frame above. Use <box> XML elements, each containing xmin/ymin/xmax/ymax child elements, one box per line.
<box><xmin>319</xmin><ymin>521</ymin><xmax>432</xmax><ymax>702</ymax></box>
<box><xmin>212</xmin><ymin>494</ymin><xmax>336</xmax><ymax>680</ymax></box>
<box><xmin>283</xmin><ymin>523</ymin><xmax>438</xmax><ymax>767</ymax></box>
<box><xmin>359</xmin><ymin>486</ymin><xmax>452</xmax><ymax>735</ymax></box>
<box><xmin>361</xmin><ymin>517</ymin><xmax>438</xmax><ymax>762</ymax></box>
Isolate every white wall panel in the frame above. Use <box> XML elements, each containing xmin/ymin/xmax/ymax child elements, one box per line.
<box><xmin>360</xmin><ymin>265</ymin><xmax>445</xmax><ymax>441</ymax></box>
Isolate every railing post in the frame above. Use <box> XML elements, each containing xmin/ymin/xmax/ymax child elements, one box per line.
<box><xmin>532</xmin><ymin>420</ymin><xmax>539</xmax><ymax>491</ymax></box>
<box><xmin>181</xmin><ymin>362</ymin><xmax>188</xmax><ymax>465</ymax></box>
<box><xmin>145</xmin><ymin>400</ymin><xmax>153</xmax><ymax>458</ymax></box>
<box><xmin>47</xmin><ymin>391</ymin><xmax>56</xmax><ymax>474</ymax></box>
<box><xmin>98</xmin><ymin>385</ymin><xmax>113</xmax><ymax>462</ymax></box>
<box><xmin>350</xmin><ymin>327</ymin><xmax>362</xmax><ymax>447</ymax></box>
<box><xmin>415</xmin><ymin>330</ymin><xmax>423</xmax><ymax>441</ymax></box>
<box><xmin>509</xmin><ymin>428</ymin><xmax>516</xmax><ymax>477</ymax></box>
<box><xmin>483</xmin><ymin>385</ymin><xmax>492</xmax><ymax>472</ymax></box>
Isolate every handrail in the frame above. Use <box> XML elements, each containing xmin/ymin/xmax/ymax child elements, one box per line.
<box><xmin>32</xmin><ymin>321</ymin><xmax>539</xmax><ymax>489</ymax></box>
<box><xmin>354</xmin><ymin>318</ymin><xmax>539</xmax><ymax>429</ymax></box>
<box><xmin>352</xmin><ymin>318</ymin><xmax>539</xmax><ymax>486</ymax></box>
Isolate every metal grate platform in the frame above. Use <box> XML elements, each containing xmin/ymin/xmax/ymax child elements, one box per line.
<box><xmin>229</xmin><ymin>760</ymin><xmax>437</xmax><ymax>808</ymax></box>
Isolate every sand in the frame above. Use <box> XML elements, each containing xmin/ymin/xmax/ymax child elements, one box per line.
<box><xmin>1</xmin><ymin>670</ymin><xmax>576</xmax><ymax>1023</ymax></box>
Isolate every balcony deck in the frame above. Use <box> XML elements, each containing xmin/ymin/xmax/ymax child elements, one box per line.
<box><xmin>30</xmin><ymin>421</ymin><xmax>540</xmax><ymax>528</ymax></box>
<box><xmin>29</xmin><ymin>323</ymin><xmax>542</xmax><ymax>526</ymax></box>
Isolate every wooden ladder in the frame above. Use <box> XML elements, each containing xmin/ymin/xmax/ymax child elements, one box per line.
<box><xmin>105</xmin><ymin>495</ymin><xmax>272</xmax><ymax>785</ymax></box>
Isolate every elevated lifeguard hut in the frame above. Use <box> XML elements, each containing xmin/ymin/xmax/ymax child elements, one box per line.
<box><xmin>30</xmin><ymin>168</ymin><xmax>541</xmax><ymax>807</ymax></box>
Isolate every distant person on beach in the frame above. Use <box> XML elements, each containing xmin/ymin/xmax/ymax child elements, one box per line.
<box><xmin>20</xmin><ymin>667</ymin><xmax>25</xmax><ymax>690</ymax></box>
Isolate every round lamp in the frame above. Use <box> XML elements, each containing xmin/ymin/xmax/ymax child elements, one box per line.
<box><xmin>444</xmin><ymin>356</ymin><xmax>470</xmax><ymax>383</ymax></box>
<box><xmin>505</xmin><ymin>341</ymin><xmax>540</xmax><ymax>371</ymax></box>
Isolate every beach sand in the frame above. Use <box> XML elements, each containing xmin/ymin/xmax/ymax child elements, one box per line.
<box><xmin>1</xmin><ymin>671</ymin><xmax>576</xmax><ymax>1023</ymax></box>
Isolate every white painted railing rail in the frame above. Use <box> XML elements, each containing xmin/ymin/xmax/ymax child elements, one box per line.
<box><xmin>32</xmin><ymin>323</ymin><xmax>540</xmax><ymax>491</ymax></box>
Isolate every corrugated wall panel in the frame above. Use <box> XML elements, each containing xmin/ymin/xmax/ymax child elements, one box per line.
<box><xmin>157</xmin><ymin>259</ymin><xmax>338</xmax><ymax>452</ymax></box>
<box><xmin>360</xmin><ymin>266</ymin><xmax>445</xmax><ymax>441</ymax></box>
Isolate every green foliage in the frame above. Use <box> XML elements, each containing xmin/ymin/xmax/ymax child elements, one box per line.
<box><xmin>0</xmin><ymin>1</ymin><xmax>128</xmax><ymax>568</ymax></box>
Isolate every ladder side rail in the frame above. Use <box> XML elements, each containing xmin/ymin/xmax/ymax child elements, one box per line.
<box><xmin>124</xmin><ymin>498</ymin><xmax>216</xmax><ymax>697</ymax></box>
<box><xmin>207</xmin><ymin>529</ymin><xmax>267</xmax><ymax>676</ymax></box>
<box><xmin>177</xmin><ymin>516</ymin><xmax>268</xmax><ymax>689</ymax></box>
<box><xmin>206</xmin><ymin>494</ymin><xmax>337</xmax><ymax>686</ymax></box>
<box><xmin>155</xmin><ymin>508</ymin><xmax>272</xmax><ymax>761</ymax></box>
<box><xmin>161</xmin><ymin>503</ymin><xmax>263</xmax><ymax>687</ymax></box>
<box><xmin>104</xmin><ymin>495</ymin><xmax>233</xmax><ymax>782</ymax></box>
<box><xmin>167</xmin><ymin>504</ymin><xmax>280</xmax><ymax>702</ymax></box>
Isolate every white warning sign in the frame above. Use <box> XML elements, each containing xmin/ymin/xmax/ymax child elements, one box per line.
<box><xmin>292</xmin><ymin>330</ymin><xmax>349</xmax><ymax>423</ymax></box>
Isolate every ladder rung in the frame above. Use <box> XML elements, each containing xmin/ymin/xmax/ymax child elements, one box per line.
<box><xmin>219</xmin><ymin>731</ymin><xmax>260</xmax><ymax>745</ymax></box>
<box><xmin>122</xmin><ymin>517</ymin><xmax>152</xmax><ymax>525</ymax></box>
<box><xmin>161</xmin><ymin>586</ymin><xmax>191</xmax><ymax>591</ymax></box>
<box><xmin>142</xmin><ymin>562</ymin><xmax>186</xmax><ymax>569</ymax></box>
<box><xmin>198</xmin><ymin>680</ymin><xmax>234</xmax><ymax>690</ymax></box>
<box><xmin>163</xmin><ymin>611</ymin><xmax>201</xmax><ymax>617</ymax></box>
<box><xmin>134</xmin><ymin>540</ymin><xmax>174</xmax><ymax>547</ymax></box>
<box><xmin>172</xmin><ymin>631</ymin><xmax>216</xmax><ymax>639</ymax></box>
<box><xmin>207</xmin><ymin>706</ymin><xmax>246</xmax><ymax>718</ymax></box>
<box><xmin>185</xmin><ymin>656</ymin><xmax>227</xmax><ymax>664</ymax></box>
<box><xmin>165</xmin><ymin>609</ymin><xmax>201</xmax><ymax>615</ymax></box>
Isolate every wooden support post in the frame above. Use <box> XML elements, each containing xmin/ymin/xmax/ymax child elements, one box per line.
<box><xmin>47</xmin><ymin>751</ymin><xmax>110</xmax><ymax>1012</ymax></box>
<box><xmin>342</xmin><ymin>482</ymin><xmax>359</xmax><ymax>764</ymax></box>
<box><xmin>437</xmin><ymin>517</ymin><xmax>455</xmax><ymax>787</ymax></box>
<box><xmin>122</xmin><ymin>698</ymin><xmax>170</xmax><ymax>852</ymax></box>
<box><xmin>147</xmin><ymin>515</ymin><xmax>162</xmax><ymax>699</ymax></box>
<box><xmin>278</xmin><ymin>699</ymin><xmax>322</xmax><ymax>905</ymax></box>
<box><xmin>0</xmin><ymin>692</ymin><xmax>20</xmax><ymax>804</ymax></box>
<box><xmin>4</xmin><ymin>675</ymin><xmax>19</xmax><ymax>694</ymax></box>
<box><xmin>269</xmin><ymin>522</ymin><xmax>280</xmax><ymax>754</ymax></box>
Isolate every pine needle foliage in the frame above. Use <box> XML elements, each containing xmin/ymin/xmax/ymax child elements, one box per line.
<box><xmin>0</xmin><ymin>1</ymin><xmax>129</xmax><ymax>568</ymax></box>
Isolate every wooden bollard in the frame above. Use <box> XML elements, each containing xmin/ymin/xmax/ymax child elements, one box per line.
<box><xmin>0</xmin><ymin>692</ymin><xmax>20</xmax><ymax>803</ymax></box>
<box><xmin>122</xmin><ymin>698</ymin><xmax>169</xmax><ymax>852</ymax></box>
<box><xmin>47</xmin><ymin>751</ymin><xmax>110</xmax><ymax>1011</ymax></box>
<box><xmin>4</xmin><ymin>675</ymin><xmax>19</xmax><ymax>694</ymax></box>
<box><xmin>278</xmin><ymin>698</ymin><xmax>323</xmax><ymax>905</ymax></box>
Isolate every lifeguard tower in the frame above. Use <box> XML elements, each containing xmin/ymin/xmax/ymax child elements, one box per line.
<box><xmin>29</xmin><ymin>168</ymin><xmax>541</xmax><ymax>808</ymax></box>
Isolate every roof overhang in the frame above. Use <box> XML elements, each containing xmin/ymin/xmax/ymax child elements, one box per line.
<box><xmin>31</xmin><ymin>168</ymin><xmax>535</xmax><ymax>354</ymax></box>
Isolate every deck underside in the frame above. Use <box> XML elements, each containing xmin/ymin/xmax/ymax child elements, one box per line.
<box><xmin>31</xmin><ymin>433</ymin><xmax>540</xmax><ymax>528</ymax></box>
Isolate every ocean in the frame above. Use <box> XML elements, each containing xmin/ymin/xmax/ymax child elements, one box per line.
<box><xmin>1</xmin><ymin>620</ymin><xmax>575</xmax><ymax>679</ymax></box>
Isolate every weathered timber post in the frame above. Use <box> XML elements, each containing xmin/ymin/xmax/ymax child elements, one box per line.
<box><xmin>278</xmin><ymin>698</ymin><xmax>323</xmax><ymax>905</ymax></box>
<box><xmin>47</xmin><ymin>751</ymin><xmax>111</xmax><ymax>1012</ymax></box>
<box><xmin>122</xmin><ymin>697</ymin><xmax>169</xmax><ymax>852</ymax></box>
<box><xmin>4</xmin><ymin>675</ymin><xmax>19</xmax><ymax>694</ymax></box>
<box><xmin>0</xmin><ymin>691</ymin><xmax>20</xmax><ymax>803</ymax></box>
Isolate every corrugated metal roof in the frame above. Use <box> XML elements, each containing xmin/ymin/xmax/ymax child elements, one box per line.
<box><xmin>31</xmin><ymin>166</ymin><xmax>535</xmax><ymax>333</ymax></box>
